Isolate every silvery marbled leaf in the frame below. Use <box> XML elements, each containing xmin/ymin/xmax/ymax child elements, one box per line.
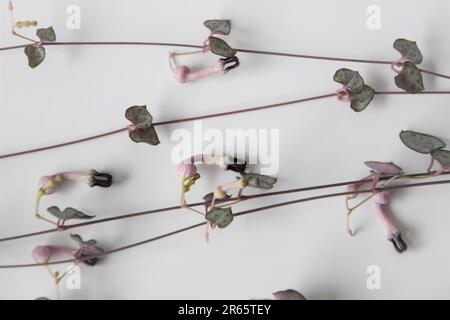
<box><xmin>36</xmin><ymin>26</ymin><xmax>56</xmax><ymax>42</ymax></box>
<box><xmin>240</xmin><ymin>173</ymin><xmax>277</xmax><ymax>189</ymax></box>
<box><xmin>208</xmin><ymin>36</ymin><xmax>236</xmax><ymax>58</ymax></box>
<box><xmin>393</xmin><ymin>38</ymin><xmax>423</xmax><ymax>64</ymax></box>
<box><xmin>205</xmin><ymin>207</ymin><xmax>233</xmax><ymax>228</ymax></box>
<box><xmin>365</xmin><ymin>161</ymin><xmax>403</xmax><ymax>176</ymax></box>
<box><xmin>203</xmin><ymin>20</ymin><xmax>231</xmax><ymax>35</ymax></box>
<box><xmin>129</xmin><ymin>127</ymin><xmax>160</xmax><ymax>145</ymax></box>
<box><xmin>400</xmin><ymin>130</ymin><xmax>445</xmax><ymax>154</ymax></box>
<box><xmin>125</xmin><ymin>105</ymin><xmax>160</xmax><ymax>145</ymax></box>
<box><xmin>333</xmin><ymin>68</ymin><xmax>364</xmax><ymax>93</ymax></box>
<box><xmin>24</xmin><ymin>45</ymin><xmax>45</xmax><ymax>68</ymax></box>
<box><xmin>394</xmin><ymin>61</ymin><xmax>424</xmax><ymax>93</ymax></box>
<box><xmin>431</xmin><ymin>149</ymin><xmax>450</xmax><ymax>167</ymax></box>
<box><xmin>125</xmin><ymin>105</ymin><xmax>153</xmax><ymax>127</ymax></box>
<box><xmin>47</xmin><ymin>206</ymin><xmax>95</xmax><ymax>220</ymax></box>
<box><xmin>350</xmin><ymin>85</ymin><xmax>375</xmax><ymax>112</ymax></box>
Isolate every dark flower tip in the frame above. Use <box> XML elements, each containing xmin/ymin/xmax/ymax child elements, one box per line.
<box><xmin>389</xmin><ymin>231</ymin><xmax>407</xmax><ymax>253</ymax></box>
<box><xmin>226</xmin><ymin>157</ymin><xmax>247</xmax><ymax>173</ymax></box>
<box><xmin>88</xmin><ymin>170</ymin><xmax>112</xmax><ymax>188</ymax></box>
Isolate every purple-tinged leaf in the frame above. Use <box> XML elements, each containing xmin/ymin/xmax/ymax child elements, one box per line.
<box><xmin>273</xmin><ymin>289</ymin><xmax>306</xmax><ymax>300</ymax></box>
<box><xmin>365</xmin><ymin>161</ymin><xmax>403</xmax><ymax>176</ymax></box>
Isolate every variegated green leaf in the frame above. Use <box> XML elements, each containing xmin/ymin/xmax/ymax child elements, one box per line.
<box><xmin>333</xmin><ymin>68</ymin><xmax>364</xmax><ymax>93</ymax></box>
<box><xmin>205</xmin><ymin>207</ymin><xmax>233</xmax><ymax>228</ymax></box>
<box><xmin>203</xmin><ymin>20</ymin><xmax>231</xmax><ymax>35</ymax></box>
<box><xmin>350</xmin><ymin>85</ymin><xmax>375</xmax><ymax>112</ymax></box>
<box><xmin>24</xmin><ymin>45</ymin><xmax>46</xmax><ymax>68</ymax></box>
<box><xmin>400</xmin><ymin>130</ymin><xmax>445</xmax><ymax>154</ymax></box>
<box><xmin>208</xmin><ymin>36</ymin><xmax>236</xmax><ymax>58</ymax></box>
<box><xmin>393</xmin><ymin>38</ymin><xmax>423</xmax><ymax>64</ymax></box>
<box><xmin>394</xmin><ymin>61</ymin><xmax>425</xmax><ymax>93</ymax></box>
<box><xmin>36</xmin><ymin>26</ymin><xmax>56</xmax><ymax>42</ymax></box>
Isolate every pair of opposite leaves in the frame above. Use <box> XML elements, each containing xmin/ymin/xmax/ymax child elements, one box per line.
<box><xmin>334</xmin><ymin>39</ymin><xmax>425</xmax><ymax>112</ymax></box>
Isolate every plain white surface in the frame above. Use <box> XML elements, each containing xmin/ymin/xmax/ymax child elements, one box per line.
<box><xmin>1</xmin><ymin>0</ymin><xmax>450</xmax><ymax>299</ymax></box>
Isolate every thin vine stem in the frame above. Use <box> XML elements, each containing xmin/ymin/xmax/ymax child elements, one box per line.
<box><xmin>1</xmin><ymin>177</ymin><xmax>449</xmax><ymax>269</ymax></box>
<box><xmin>0</xmin><ymin>171</ymin><xmax>447</xmax><ymax>243</ymax></box>
<box><xmin>1</xmin><ymin>40</ymin><xmax>450</xmax><ymax>79</ymax></box>
<box><xmin>1</xmin><ymin>90</ymin><xmax>450</xmax><ymax>160</ymax></box>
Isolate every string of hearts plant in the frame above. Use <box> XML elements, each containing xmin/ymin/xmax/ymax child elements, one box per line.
<box><xmin>1</xmin><ymin>130</ymin><xmax>450</xmax><ymax>281</ymax></box>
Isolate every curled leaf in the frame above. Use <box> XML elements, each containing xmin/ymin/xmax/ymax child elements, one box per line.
<box><xmin>70</xmin><ymin>234</ymin><xmax>104</xmax><ymax>266</ymax></box>
<box><xmin>273</xmin><ymin>289</ymin><xmax>306</xmax><ymax>300</ymax></box>
<box><xmin>47</xmin><ymin>206</ymin><xmax>95</xmax><ymax>221</ymax></box>
<box><xmin>125</xmin><ymin>105</ymin><xmax>160</xmax><ymax>145</ymax></box>
<box><xmin>431</xmin><ymin>149</ymin><xmax>450</xmax><ymax>167</ymax></box>
<box><xmin>394</xmin><ymin>61</ymin><xmax>424</xmax><ymax>93</ymax></box>
<box><xmin>205</xmin><ymin>207</ymin><xmax>233</xmax><ymax>228</ymax></box>
<box><xmin>36</xmin><ymin>26</ymin><xmax>56</xmax><ymax>42</ymax></box>
<box><xmin>400</xmin><ymin>130</ymin><xmax>445</xmax><ymax>154</ymax></box>
<box><xmin>240</xmin><ymin>173</ymin><xmax>277</xmax><ymax>189</ymax></box>
<box><xmin>350</xmin><ymin>85</ymin><xmax>375</xmax><ymax>112</ymax></box>
<box><xmin>333</xmin><ymin>68</ymin><xmax>364</xmax><ymax>93</ymax></box>
<box><xmin>24</xmin><ymin>45</ymin><xmax>45</xmax><ymax>68</ymax></box>
<box><xmin>393</xmin><ymin>39</ymin><xmax>423</xmax><ymax>64</ymax></box>
<box><xmin>203</xmin><ymin>20</ymin><xmax>231</xmax><ymax>35</ymax></box>
<box><xmin>365</xmin><ymin>161</ymin><xmax>403</xmax><ymax>176</ymax></box>
<box><xmin>208</xmin><ymin>36</ymin><xmax>236</xmax><ymax>58</ymax></box>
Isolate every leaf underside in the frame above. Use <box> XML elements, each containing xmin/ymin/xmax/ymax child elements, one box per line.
<box><xmin>365</xmin><ymin>161</ymin><xmax>403</xmax><ymax>175</ymax></box>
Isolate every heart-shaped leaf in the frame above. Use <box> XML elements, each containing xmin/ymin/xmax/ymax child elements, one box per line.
<box><xmin>394</xmin><ymin>61</ymin><xmax>424</xmax><ymax>93</ymax></box>
<box><xmin>208</xmin><ymin>36</ymin><xmax>236</xmax><ymax>58</ymax></box>
<box><xmin>203</xmin><ymin>20</ymin><xmax>231</xmax><ymax>35</ymax></box>
<box><xmin>400</xmin><ymin>130</ymin><xmax>445</xmax><ymax>154</ymax></box>
<box><xmin>240</xmin><ymin>173</ymin><xmax>277</xmax><ymax>189</ymax></box>
<box><xmin>36</xmin><ymin>26</ymin><xmax>56</xmax><ymax>42</ymax></box>
<box><xmin>125</xmin><ymin>105</ymin><xmax>153</xmax><ymax>127</ymax></box>
<box><xmin>205</xmin><ymin>207</ymin><xmax>233</xmax><ymax>228</ymax></box>
<box><xmin>24</xmin><ymin>45</ymin><xmax>46</xmax><ymax>68</ymax></box>
<box><xmin>125</xmin><ymin>105</ymin><xmax>160</xmax><ymax>145</ymax></box>
<box><xmin>393</xmin><ymin>39</ymin><xmax>423</xmax><ymax>64</ymax></box>
<box><xmin>350</xmin><ymin>85</ymin><xmax>375</xmax><ymax>112</ymax></box>
<box><xmin>365</xmin><ymin>161</ymin><xmax>403</xmax><ymax>176</ymax></box>
<box><xmin>129</xmin><ymin>127</ymin><xmax>160</xmax><ymax>145</ymax></box>
<box><xmin>47</xmin><ymin>206</ymin><xmax>95</xmax><ymax>220</ymax></box>
<box><xmin>431</xmin><ymin>149</ymin><xmax>450</xmax><ymax>167</ymax></box>
<box><xmin>333</xmin><ymin>68</ymin><xmax>364</xmax><ymax>93</ymax></box>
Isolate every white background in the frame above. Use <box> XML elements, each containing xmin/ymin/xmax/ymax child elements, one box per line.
<box><xmin>1</xmin><ymin>0</ymin><xmax>450</xmax><ymax>299</ymax></box>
